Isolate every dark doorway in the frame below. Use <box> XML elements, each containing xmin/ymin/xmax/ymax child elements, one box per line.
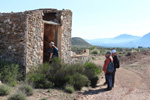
<box><xmin>43</xmin><ymin>24</ymin><xmax>58</xmax><ymax>62</ymax></box>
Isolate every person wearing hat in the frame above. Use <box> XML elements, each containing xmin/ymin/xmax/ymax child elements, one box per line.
<box><xmin>103</xmin><ymin>51</ymin><xmax>113</xmax><ymax>90</ymax></box>
<box><xmin>48</xmin><ymin>41</ymin><xmax>59</xmax><ymax>63</ymax></box>
<box><xmin>112</xmin><ymin>50</ymin><xmax>120</xmax><ymax>88</ymax></box>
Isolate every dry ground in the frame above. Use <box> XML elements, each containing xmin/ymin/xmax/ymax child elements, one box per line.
<box><xmin>78</xmin><ymin>52</ymin><xmax>150</xmax><ymax>100</ymax></box>
<box><xmin>0</xmin><ymin>52</ymin><xmax>150</xmax><ymax>100</ymax></box>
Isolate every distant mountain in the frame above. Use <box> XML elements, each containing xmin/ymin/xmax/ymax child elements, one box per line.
<box><xmin>72</xmin><ymin>37</ymin><xmax>91</xmax><ymax>47</ymax></box>
<box><xmin>113</xmin><ymin>34</ymin><xmax>141</xmax><ymax>42</ymax></box>
<box><xmin>86</xmin><ymin>33</ymin><xmax>150</xmax><ymax>48</ymax></box>
<box><xmin>136</xmin><ymin>33</ymin><xmax>150</xmax><ymax>47</ymax></box>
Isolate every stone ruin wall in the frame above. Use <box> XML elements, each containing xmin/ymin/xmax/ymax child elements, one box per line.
<box><xmin>25</xmin><ymin>11</ymin><xmax>44</xmax><ymax>72</ymax></box>
<box><xmin>60</xmin><ymin>10</ymin><xmax>72</xmax><ymax>63</ymax></box>
<box><xmin>0</xmin><ymin>9</ymin><xmax>90</xmax><ymax>72</ymax></box>
<box><xmin>0</xmin><ymin>12</ymin><xmax>27</xmax><ymax>67</ymax></box>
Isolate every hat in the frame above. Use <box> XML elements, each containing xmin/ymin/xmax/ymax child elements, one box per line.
<box><xmin>49</xmin><ymin>42</ymin><xmax>54</xmax><ymax>46</ymax></box>
<box><xmin>112</xmin><ymin>50</ymin><xmax>116</xmax><ymax>53</ymax></box>
<box><xmin>106</xmin><ymin>51</ymin><xmax>111</xmax><ymax>54</ymax></box>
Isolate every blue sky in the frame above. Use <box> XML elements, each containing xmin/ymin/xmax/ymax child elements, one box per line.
<box><xmin>1</xmin><ymin>0</ymin><xmax>150</xmax><ymax>39</ymax></box>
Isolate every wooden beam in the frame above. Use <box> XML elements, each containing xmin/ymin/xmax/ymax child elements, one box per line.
<box><xmin>43</xmin><ymin>20</ymin><xmax>60</xmax><ymax>25</ymax></box>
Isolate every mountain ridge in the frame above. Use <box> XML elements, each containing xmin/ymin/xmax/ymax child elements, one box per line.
<box><xmin>85</xmin><ymin>33</ymin><xmax>150</xmax><ymax>48</ymax></box>
<box><xmin>71</xmin><ymin>37</ymin><xmax>91</xmax><ymax>47</ymax></box>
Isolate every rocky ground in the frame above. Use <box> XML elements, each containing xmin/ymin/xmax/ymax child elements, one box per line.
<box><xmin>0</xmin><ymin>52</ymin><xmax>150</xmax><ymax>100</ymax></box>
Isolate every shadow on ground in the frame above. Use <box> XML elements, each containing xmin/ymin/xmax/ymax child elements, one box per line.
<box><xmin>78</xmin><ymin>85</ymin><xmax>107</xmax><ymax>95</ymax></box>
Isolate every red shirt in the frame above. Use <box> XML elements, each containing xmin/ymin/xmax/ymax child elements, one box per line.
<box><xmin>103</xmin><ymin>58</ymin><xmax>110</xmax><ymax>73</ymax></box>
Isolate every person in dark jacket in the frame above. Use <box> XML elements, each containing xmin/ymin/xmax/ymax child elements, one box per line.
<box><xmin>112</xmin><ymin>50</ymin><xmax>120</xmax><ymax>87</ymax></box>
<box><xmin>48</xmin><ymin>42</ymin><xmax>59</xmax><ymax>63</ymax></box>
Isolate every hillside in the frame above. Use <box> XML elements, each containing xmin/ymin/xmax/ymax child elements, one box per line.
<box><xmin>72</xmin><ymin>37</ymin><xmax>91</xmax><ymax>47</ymax></box>
<box><xmin>86</xmin><ymin>33</ymin><xmax>150</xmax><ymax>48</ymax></box>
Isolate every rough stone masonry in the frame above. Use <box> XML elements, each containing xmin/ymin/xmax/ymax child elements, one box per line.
<box><xmin>0</xmin><ymin>9</ymin><xmax>90</xmax><ymax>73</ymax></box>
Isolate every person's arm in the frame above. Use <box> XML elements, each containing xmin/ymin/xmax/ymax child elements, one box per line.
<box><xmin>49</xmin><ymin>53</ymin><xmax>53</xmax><ymax>62</ymax></box>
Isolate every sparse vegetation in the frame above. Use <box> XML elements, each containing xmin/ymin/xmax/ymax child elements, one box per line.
<box><xmin>84</xmin><ymin>62</ymin><xmax>102</xmax><ymax>87</ymax></box>
<box><xmin>90</xmin><ymin>48</ymin><xmax>99</xmax><ymax>55</ymax></box>
<box><xmin>8</xmin><ymin>92</ymin><xmax>26</xmax><ymax>100</ymax></box>
<box><xmin>65</xmin><ymin>73</ymin><xmax>89</xmax><ymax>90</ymax></box>
<box><xmin>40</xmin><ymin>98</ymin><xmax>47</xmax><ymax>100</ymax></box>
<box><xmin>126</xmin><ymin>52</ymin><xmax>131</xmax><ymax>56</ymax></box>
<box><xmin>47</xmin><ymin>89</ymin><xmax>51</xmax><ymax>93</ymax></box>
<box><xmin>0</xmin><ymin>84</ymin><xmax>11</xmax><ymax>96</ymax></box>
<box><xmin>64</xmin><ymin>84</ymin><xmax>75</xmax><ymax>93</ymax></box>
<box><xmin>18</xmin><ymin>84</ymin><xmax>33</xmax><ymax>96</ymax></box>
<box><xmin>26</xmin><ymin>58</ymin><xmax>102</xmax><ymax>91</ymax></box>
<box><xmin>0</xmin><ymin>60</ymin><xmax>21</xmax><ymax>86</ymax></box>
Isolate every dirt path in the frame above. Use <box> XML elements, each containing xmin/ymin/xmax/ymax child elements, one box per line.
<box><xmin>78</xmin><ymin>56</ymin><xmax>150</xmax><ymax>100</ymax></box>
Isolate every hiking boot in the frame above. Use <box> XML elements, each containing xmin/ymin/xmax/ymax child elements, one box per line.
<box><xmin>103</xmin><ymin>82</ymin><xmax>107</xmax><ymax>85</ymax></box>
<box><xmin>106</xmin><ymin>87</ymin><xmax>112</xmax><ymax>91</ymax></box>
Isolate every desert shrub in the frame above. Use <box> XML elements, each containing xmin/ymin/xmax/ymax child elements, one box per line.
<box><xmin>84</xmin><ymin>62</ymin><xmax>102</xmax><ymax>87</ymax></box>
<box><xmin>0</xmin><ymin>84</ymin><xmax>11</xmax><ymax>96</ymax></box>
<box><xmin>8</xmin><ymin>92</ymin><xmax>26</xmax><ymax>100</ymax></box>
<box><xmin>90</xmin><ymin>76</ymin><xmax>99</xmax><ymax>88</ymax></box>
<box><xmin>47</xmin><ymin>89</ymin><xmax>51</xmax><ymax>92</ymax></box>
<box><xmin>26</xmin><ymin>63</ymin><xmax>54</xmax><ymax>89</ymax></box>
<box><xmin>126</xmin><ymin>52</ymin><xmax>131</xmax><ymax>56</ymax></box>
<box><xmin>26</xmin><ymin>58</ymin><xmax>102</xmax><ymax>90</ymax></box>
<box><xmin>64</xmin><ymin>84</ymin><xmax>75</xmax><ymax>93</ymax></box>
<box><xmin>65</xmin><ymin>73</ymin><xmax>89</xmax><ymax>90</ymax></box>
<box><xmin>18</xmin><ymin>84</ymin><xmax>33</xmax><ymax>96</ymax></box>
<box><xmin>41</xmin><ymin>98</ymin><xmax>47</xmax><ymax>100</ymax></box>
<box><xmin>72</xmin><ymin>73</ymin><xmax>89</xmax><ymax>90</ymax></box>
<box><xmin>90</xmin><ymin>48</ymin><xmax>99</xmax><ymax>55</ymax></box>
<box><xmin>0</xmin><ymin>60</ymin><xmax>20</xmax><ymax>86</ymax></box>
<box><xmin>92</xmin><ymin>57</ymin><xmax>96</xmax><ymax>60</ymax></box>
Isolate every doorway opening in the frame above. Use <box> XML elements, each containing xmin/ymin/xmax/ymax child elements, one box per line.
<box><xmin>43</xmin><ymin>12</ymin><xmax>61</xmax><ymax>63</ymax></box>
<box><xmin>43</xmin><ymin>23</ymin><xmax>58</xmax><ymax>62</ymax></box>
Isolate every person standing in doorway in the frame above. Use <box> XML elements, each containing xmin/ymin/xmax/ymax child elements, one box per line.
<box><xmin>112</xmin><ymin>50</ymin><xmax>120</xmax><ymax>88</ymax></box>
<box><xmin>103</xmin><ymin>51</ymin><xmax>113</xmax><ymax>90</ymax></box>
<box><xmin>48</xmin><ymin>42</ymin><xmax>59</xmax><ymax>63</ymax></box>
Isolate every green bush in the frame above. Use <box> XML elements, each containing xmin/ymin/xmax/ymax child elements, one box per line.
<box><xmin>26</xmin><ymin>63</ymin><xmax>54</xmax><ymax>89</ymax></box>
<box><xmin>64</xmin><ymin>84</ymin><xmax>75</xmax><ymax>93</ymax></box>
<box><xmin>84</xmin><ymin>62</ymin><xmax>101</xmax><ymax>87</ymax></box>
<box><xmin>90</xmin><ymin>76</ymin><xmax>99</xmax><ymax>88</ymax></box>
<box><xmin>8</xmin><ymin>92</ymin><xmax>26</xmax><ymax>100</ymax></box>
<box><xmin>18</xmin><ymin>84</ymin><xmax>33</xmax><ymax>96</ymax></box>
<box><xmin>41</xmin><ymin>98</ymin><xmax>47</xmax><ymax>100</ymax></box>
<box><xmin>0</xmin><ymin>60</ymin><xmax>20</xmax><ymax>86</ymax></box>
<box><xmin>90</xmin><ymin>48</ymin><xmax>99</xmax><ymax>55</ymax></box>
<box><xmin>47</xmin><ymin>89</ymin><xmax>51</xmax><ymax>92</ymax></box>
<box><xmin>72</xmin><ymin>73</ymin><xmax>89</xmax><ymax>90</ymax></box>
<box><xmin>26</xmin><ymin>58</ymin><xmax>102</xmax><ymax>91</ymax></box>
<box><xmin>0</xmin><ymin>84</ymin><xmax>11</xmax><ymax>96</ymax></box>
<box><xmin>65</xmin><ymin>73</ymin><xmax>89</xmax><ymax>90</ymax></box>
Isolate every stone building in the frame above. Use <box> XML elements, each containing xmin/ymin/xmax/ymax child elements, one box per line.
<box><xmin>0</xmin><ymin>8</ymin><xmax>90</xmax><ymax>73</ymax></box>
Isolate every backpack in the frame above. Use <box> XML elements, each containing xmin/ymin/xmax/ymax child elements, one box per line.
<box><xmin>107</xmin><ymin>58</ymin><xmax>114</xmax><ymax>73</ymax></box>
<box><xmin>115</xmin><ymin>56</ymin><xmax>120</xmax><ymax>68</ymax></box>
<box><xmin>53</xmin><ymin>47</ymin><xmax>59</xmax><ymax>57</ymax></box>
